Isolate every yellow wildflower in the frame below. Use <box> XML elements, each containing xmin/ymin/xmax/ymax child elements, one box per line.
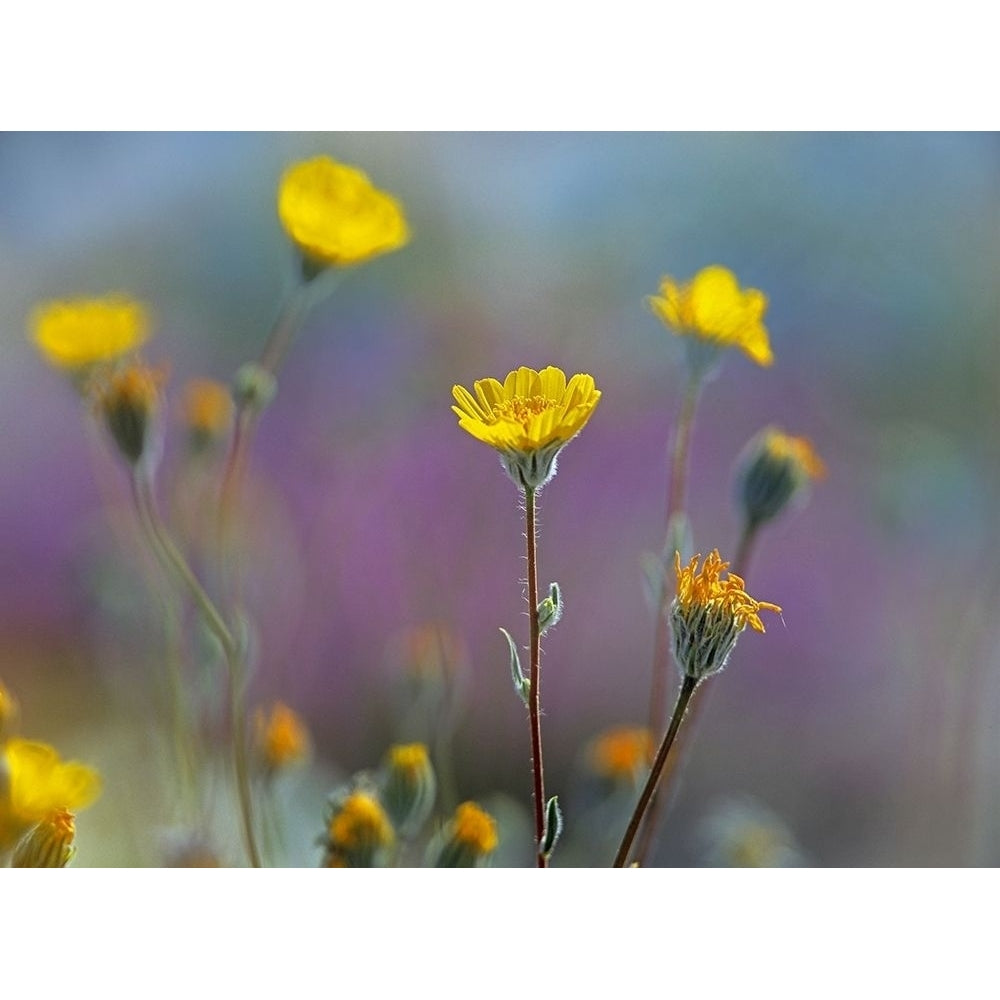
<box><xmin>671</xmin><ymin>550</ymin><xmax>781</xmax><ymax>680</ymax></box>
<box><xmin>588</xmin><ymin>726</ymin><xmax>653</xmax><ymax>783</ymax></box>
<box><xmin>0</xmin><ymin>738</ymin><xmax>101</xmax><ymax>852</ymax></box>
<box><xmin>647</xmin><ymin>265</ymin><xmax>772</xmax><ymax>368</ymax></box>
<box><xmin>277</xmin><ymin>156</ymin><xmax>409</xmax><ymax>270</ymax></box>
<box><xmin>31</xmin><ymin>295</ymin><xmax>149</xmax><ymax>370</ymax></box>
<box><xmin>382</xmin><ymin>743</ymin><xmax>436</xmax><ymax>837</ymax></box>
<box><xmin>12</xmin><ymin>808</ymin><xmax>77</xmax><ymax>868</ymax></box>
<box><xmin>255</xmin><ymin>702</ymin><xmax>310</xmax><ymax>772</ymax></box>
<box><xmin>324</xmin><ymin>791</ymin><xmax>395</xmax><ymax>868</ymax></box>
<box><xmin>737</xmin><ymin>426</ymin><xmax>826</xmax><ymax>527</ymax></box>
<box><xmin>180</xmin><ymin>377</ymin><xmax>234</xmax><ymax>447</ymax></box>
<box><xmin>452</xmin><ymin>366</ymin><xmax>602</xmax><ymax>490</ymax></box>
<box><xmin>434</xmin><ymin>801</ymin><xmax>499</xmax><ymax>867</ymax></box>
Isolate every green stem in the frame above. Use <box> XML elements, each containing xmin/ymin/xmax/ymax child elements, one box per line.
<box><xmin>614</xmin><ymin>675</ymin><xmax>698</xmax><ymax>867</ymax></box>
<box><xmin>130</xmin><ymin>470</ymin><xmax>262</xmax><ymax>868</ymax></box>
<box><xmin>732</xmin><ymin>518</ymin><xmax>760</xmax><ymax>580</ymax></box>
<box><xmin>524</xmin><ymin>486</ymin><xmax>547</xmax><ymax>868</ymax></box>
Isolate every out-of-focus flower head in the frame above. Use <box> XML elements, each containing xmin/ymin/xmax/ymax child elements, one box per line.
<box><xmin>699</xmin><ymin>797</ymin><xmax>806</xmax><ymax>867</ymax></box>
<box><xmin>647</xmin><ymin>265</ymin><xmax>772</xmax><ymax>369</ymax></box>
<box><xmin>31</xmin><ymin>295</ymin><xmax>149</xmax><ymax>371</ymax></box>
<box><xmin>737</xmin><ymin>426</ymin><xmax>826</xmax><ymax>527</ymax></box>
<box><xmin>323</xmin><ymin>790</ymin><xmax>395</xmax><ymax>868</ymax></box>
<box><xmin>277</xmin><ymin>156</ymin><xmax>409</xmax><ymax>271</ymax></box>
<box><xmin>0</xmin><ymin>738</ymin><xmax>101</xmax><ymax>852</ymax></box>
<box><xmin>180</xmin><ymin>377</ymin><xmax>234</xmax><ymax>451</ymax></box>
<box><xmin>587</xmin><ymin>726</ymin><xmax>653</xmax><ymax>785</ymax></box>
<box><xmin>671</xmin><ymin>549</ymin><xmax>781</xmax><ymax>680</ymax></box>
<box><xmin>255</xmin><ymin>702</ymin><xmax>310</xmax><ymax>773</ymax></box>
<box><xmin>433</xmin><ymin>801</ymin><xmax>499</xmax><ymax>867</ymax></box>
<box><xmin>91</xmin><ymin>361</ymin><xmax>167</xmax><ymax>468</ymax></box>
<box><xmin>381</xmin><ymin>743</ymin><xmax>436</xmax><ymax>838</ymax></box>
<box><xmin>452</xmin><ymin>366</ymin><xmax>602</xmax><ymax>490</ymax></box>
<box><xmin>12</xmin><ymin>808</ymin><xmax>77</xmax><ymax>868</ymax></box>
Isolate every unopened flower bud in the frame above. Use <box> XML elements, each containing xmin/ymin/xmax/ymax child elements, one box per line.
<box><xmin>736</xmin><ymin>427</ymin><xmax>825</xmax><ymax>528</ymax></box>
<box><xmin>232</xmin><ymin>363</ymin><xmax>277</xmax><ymax>412</ymax></box>
<box><xmin>255</xmin><ymin>702</ymin><xmax>310</xmax><ymax>773</ymax></box>
<box><xmin>95</xmin><ymin>362</ymin><xmax>165</xmax><ymax>467</ymax></box>
<box><xmin>433</xmin><ymin>801</ymin><xmax>499</xmax><ymax>867</ymax></box>
<box><xmin>381</xmin><ymin>743</ymin><xmax>436</xmax><ymax>838</ymax></box>
<box><xmin>180</xmin><ymin>377</ymin><xmax>234</xmax><ymax>451</ymax></box>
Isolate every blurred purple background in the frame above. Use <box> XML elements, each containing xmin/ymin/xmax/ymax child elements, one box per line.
<box><xmin>1</xmin><ymin>132</ymin><xmax>998</xmax><ymax>865</ymax></box>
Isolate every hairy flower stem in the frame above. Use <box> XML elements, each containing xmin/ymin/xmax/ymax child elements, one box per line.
<box><xmin>130</xmin><ymin>471</ymin><xmax>262</xmax><ymax>868</ymax></box>
<box><xmin>614</xmin><ymin>675</ymin><xmax>698</xmax><ymax>868</ymax></box>
<box><xmin>524</xmin><ymin>486</ymin><xmax>547</xmax><ymax>868</ymax></box>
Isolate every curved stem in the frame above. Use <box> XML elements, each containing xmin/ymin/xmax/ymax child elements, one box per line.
<box><xmin>131</xmin><ymin>470</ymin><xmax>262</xmax><ymax>868</ymax></box>
<box><xmin>614</xmin><ymin>675</ymin><xmax>698</xmax><ymax>867</ymax></box>
<box><xmin>524</xmin><ymin>486</ymin><xmax>547</xmax><ymax>868</ymax></box>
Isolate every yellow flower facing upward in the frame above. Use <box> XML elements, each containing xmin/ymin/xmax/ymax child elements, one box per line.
<box><xmin>588</xmin><ymin>726</ymin><xmax>653</xmax><ymax>784</ymax></box>
<box><xmin>324</xmin><ymin>791</ymin><xmax>395</xmax><ymax>868</ymax></box>
<box><xmin>31</xmin><ymin>295</ymin><xmax>150</xmax><ymax>371</ymax></box>
<box><xmin>671</xmin><ymin>550</ymin><xmax>781</xmax><ymax>681</ymax></box>
<box><xmin>0</xmin><ymin>738</ymin><xmax>101</xmax><ymax>852</ymax></box>
<box><xmin>647</xmin><ymin>265</ymin><xmax>772</xmax><ymax>368</ymax></box>
<box><xmin>452</xmin><ymin>366</ymin><xmax>602</xmax><ymax>490</ymax></box>
<box><xmin>278</xmin><ymin>156</ymin><xmax>409</xmax><ymax>270</ymax></box>
<box><xmin>255</xmin><ymin>702</ymin><xmax>310</xmax><ymax>772</ymax></box>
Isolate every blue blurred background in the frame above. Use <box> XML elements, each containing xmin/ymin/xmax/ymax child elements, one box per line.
<box><xmin>1</xmin><ymin>132</ymin><xmax>997</xmax><ymax>865</ymax></box>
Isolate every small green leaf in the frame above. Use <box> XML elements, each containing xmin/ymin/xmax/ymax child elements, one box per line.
<box><xmin>499</xmin><ymin>627</ymin><xmax>530</xmax><ymax>707</ymax></box>
<box><xmin>542</xmin><ymin>795</ymin><xmax>563</xmax><ymax>859</ymax></box>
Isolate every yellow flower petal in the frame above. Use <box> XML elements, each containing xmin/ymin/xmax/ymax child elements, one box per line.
<box><xmin>31</xmin><ymin>295</ymin><xmax>149</xmax><ymax>370</ymax></box>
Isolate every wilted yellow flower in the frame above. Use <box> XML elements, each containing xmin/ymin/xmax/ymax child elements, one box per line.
<box><xmin>647</xmin><ymin>265</ymin><xmax>772</xmax><ymax>368</ymax></box>
<box><xmin>93</xmin><ymin>361</ymin><xmax>165</xmax><ymax>466</ymax></box>
<box><xmin>277</xmin><ymin>156</ymin><xmax>409</xmax><ymax>269</ymax></box>
<box><xmin>255</xmin><ymin>702</ymin><xmax>310</xmax><ymax>772</ymax></box>
<box><xmin>737</xmin><ymin>427</ymin><xmax>826</xmax><ymax>527</ymax></box>
<box><xmin>180</xmin><ymin>377</ymin><xmax>234</xmax><ymax>446</ymax></box>
<box><xmin>588</xmin><ymin>726</ymin><xmax>653</xmax><ymax>783</ymax></box>
<box><xmin>434</xmin><ymin>801</ymin><xmax>499</xmax><ymax>867</ymax></box>
<box><xmin>452</xmin><ymin>366</ymin><xmax>602</xmax><ymax>489</ymax></box>
<box><xmin>12</xmin><ymin>808</ymin><xmax>76</xmax><ymax>868</ymax></box>
<box><xmin>31</xmin><ymin>295</ymin><xmax>149</xmax><ymax>370</ymax></box>
<box><xmin>324</xmin><ymin>791</ymin><xmax>395</xmax><ymax>868</ymax></box>
<box><xmin>0</xmin><ymin>738</ymin><xmax>101</xmax><ymax>852</ymax></box>
<box><xmin>671</xmin><ymin>549</ymin><xmax>781</xmax><ymax>680</ymax></box>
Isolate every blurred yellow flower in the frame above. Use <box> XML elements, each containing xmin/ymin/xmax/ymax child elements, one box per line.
<box><xmin>180</xmin><ymin>377</ymin><xmax>234</xmax><ymax>444</ymax></box>
<box><xmin>0</xmin><ymin>738</ymin><xmax>101</xmax><ymax>851</ymax></box>
<box><xmin>647</xmin><ymin>265</ymin><xmax>772</xmax><ymax>367</ymax></box>
<box><xmin>255</xmin><ymin>702</ymin><xmax>310</xmax><ymax>771</ymax></box>
<box><xmin>31</xmin><ymin>295</ymin><xmax>149</xmax><ymax>370</ymax></box>
<box><xmin>737</xmin><ymin>426</ymin><xmax>826</xmax><ymax>527</ymax></box>
<box><xmin>12</xmin><ymin>808</ymin><xmax>76</xmax><ymax>868</ymax></box>
<box><xmin>93</xmin><ymin>361</ymin><xmax>166</xmax><ymax>466</ymax></box>
<box><xmin>588</xmin><ymin>726</ymin><xmax>653</xmax><ymax>783</ymax></box>
<box><xmin>324</xmin><ymin>791</ymin><xmax>395</xmax><ymax>867</ymax></box>
<box><xmin>277</xmin><ymin>156</ymin><xmax>409</xmax><ymax>269</ymax></box>
<box><xmin>435</xmin><ymin>801</ymin><xmax>499</xmax><ymax>866</ymax></box>
<box><xmin>452</xmin><ymin>366</ymin><xmax>601</xmax><ymax>489</ymax></box>
<box><xmin>671</xmin><ymin>550</ymin><xmax>781</xmax><ymax>680</ymax></box>
<box><xmin>759</xmin><ymin>428</ymin><xmax>826</xmax><ymax>481</ymax></box>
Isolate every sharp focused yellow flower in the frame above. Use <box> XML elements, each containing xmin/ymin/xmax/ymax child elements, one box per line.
<box><xmin>452</xmin><ymin>366</ymin><xmax>602</xmax><ymax>489</ymax></box>
<box><xmin>31</xmin><ymin>295</ymin><xmax>150</xmax><ymax>370</ymax></box>
<box><xmin>0</xmin><ymin>738</ymin><xmax>101</xmax><ymax>852</ymax></box>
<box><xmin>255</xmin><ymin>702</ymin><xmax>310</xmax><ymax>771</ymax></box>
<box><xmin>588</xmin><ymin>726</ymin><xmax>653</xmax><ymax>783</ymax></box>
<box><xmin>277</xmin><ymin>156</ymin><xmax>409</xmax><ymax>269</ymax></box>
<box><xmin>647</xmin><ymin>265</ymin><xmax>772</xmax><ymax>367</ymax></box>
<box><xmin>671</xmin><ymin>550</ymin><xmax>781</xmax><ymax>680</ymax></box>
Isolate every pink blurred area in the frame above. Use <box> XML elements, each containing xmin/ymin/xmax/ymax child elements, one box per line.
<box><xmin>1</xmin><ymin>132</ymin><xmax>998</xmax><ymax>865</ymax></box>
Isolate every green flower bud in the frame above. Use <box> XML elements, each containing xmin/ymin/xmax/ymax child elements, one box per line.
<box><xmin>381</xmin><ymin>743</ymin><xmax>436</xmax><ymax>839</ymax></box>
<box><xmin>736</xmin><ymin>427</ymin><xmax>825</xmax><ymax>528</ymax></box>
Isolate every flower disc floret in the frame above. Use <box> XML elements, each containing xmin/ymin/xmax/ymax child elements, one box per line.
<box><xmin>277</xmin><ymin>156</ymin><xmax>409</xmax><ymax>269</ymax></box>
<box><xmin>670</xmin><ymin>549</ymin><xmax>781</xmax><ymax>680</ymax></box>
<box><xmin>452</xmin><ymin>366</ymin><xmax>601</xmax><ymax>489</ymax></box>
<box><xmin>647</xmin><ymin>265</ymin><xmax>772</xmax><ymax>368</ymax></box>
<box><xmin>31</xmin><ymin>295</ymin><xmax>149</xmax><ymax>370</ymax></box>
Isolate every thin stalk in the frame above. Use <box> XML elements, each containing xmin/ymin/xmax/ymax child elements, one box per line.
<box><xmin>524</xmin><ymin>486</ymin><xmax>547</xmax><ymax>868</ymax></box>
<box><xmin>130</xmin><ymin>470</ymin><xmax>262</xmax><ymax>868</ymax></box>
<box><xmin>732</xmin><ymin>518</ymin><xmax>760</xmax><ymax>581</ymax></box>
<box><xmin>614</xmin><ymin>675</ymin><xmax>698</xmax><ymax>868</ymax></box>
